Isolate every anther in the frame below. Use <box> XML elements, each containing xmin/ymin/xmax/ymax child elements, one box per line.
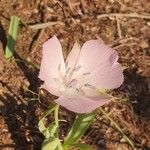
<box><xmin>65</xmin><ymin>61</ymin><xmax>68</xmax><ymax>68</ymax></box>
<box><xmin>75</xmin><ymin>88</ymin><xmax>80</xmax><ymax>92</ymax></box>
<box><xmin>67</xmin><ymin>79</ymin><xmax>77</xmax><ymax>87</ymax></box>
<box><xmin>58</xmin><ymin>64</ymin><xmax>61</xmax><ymax>71</ymax></box>
<box><xmin>84</xmin><ymin>83</ymin><xmax>95</xmax><ymax>89</ymax></box>
<box><xmin>83</xmin><ymin>72</ymin><xmax>91</xmax><ymax>76</ymax></box>
<box><xmin>73</xmin><ymin>65</ymin><xmax>81</xmax><ymax>72</ymax></box>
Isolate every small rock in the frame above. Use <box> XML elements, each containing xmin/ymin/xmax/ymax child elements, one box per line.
<box><xmin>120</xmin><ymin>136</ymin><xmax>127</xmax><ymax>142</ymax></box>
<box><xmin>147</xmin><ymin>22</ymin><xmax>150</xmax><ymax>26</ymax></box>
<box><xmin>140</xmin><ymin>41</ymin><xmax>149</xmax><ymax>49</ymax></box>
<box><xmin>108</xmin><ymin>0</ymin><xmax>115</xmax><ymax>3</ymax></box>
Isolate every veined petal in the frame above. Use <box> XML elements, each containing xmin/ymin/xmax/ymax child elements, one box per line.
<box><xmin>66</xmin><ymin>42</ymin><xmax>81</xmax><ymax>69</ymax></box>
<box><xmin>81</xmin><ymin>86</ymin><xmax>112</xmax><ymax>100</ymax></box>
<box><xmin>39</xmin><ymin>36</ymin><xmax>65</xmax><ymax>96</ymax></box>
<box><xmin>55</xmin><ymin>94</ymin><xmax>111</xmax><ymax>113</ymax></box>
<box><xmin>42</xmin><ymin>83</ymin><xmax>60</xmax><ymax>96</ymax></box>
<box><xmin>39</xmin><ymin>36</ymin><xmax>65</xmax><ymax>80</ymax></box>
<box><xmin>76</xmin><ymin>40</ymin><xmax>118</xmax><ymax>74</ymax></box>
<box><xmin>86</xmin><ymin>63</ymin><xmax>124</xmax><ymax>89</ymax></box>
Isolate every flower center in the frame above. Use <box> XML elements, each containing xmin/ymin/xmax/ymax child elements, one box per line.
<box><xmin>56</xmin><ymin>63</ymin><xmax>92</xmax><ymax>97</ymax></box>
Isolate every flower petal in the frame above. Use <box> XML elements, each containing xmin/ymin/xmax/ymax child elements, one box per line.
<box><xmin>86</xmin><ymin>63</ymin><xmax>124</xmax><ymax>89</ymax></box>
<box><xmin>66</xmin><ymin>42</ymin><xmax>81</xmax><ymax>69</ymax></box>
<box><xmin>81</xmin><ymin>86</ymin><xmax>111</xmax><ymax>99</ymax></box>
<box><xmin>42</xmin><ymin>83</ymin><xmax>60</xmax><ymax>96</ymax></box>
<box><xmin>55</xmin><ymin>94</ymin><xmax>111</xmax><ymax>113</ymax></box>
<box><xmin>39</xmin><ymin>36</ymin><xmax>65</xmax><ymax>96</ymax></box>
<box><xmin>39</xmin><ymin>36</ymin><xmax>65</xmax><ymax>80</ymax></box>
<box><xmin>76</xmin><ymin>40</ymin><xmax>118</xmax><ymax>74</ymax></box>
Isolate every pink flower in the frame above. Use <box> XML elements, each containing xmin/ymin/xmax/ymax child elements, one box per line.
<box><xmin>39</xmin><ymin>36</ymin><xmax>124</xmax><ymax>113</ymax></box>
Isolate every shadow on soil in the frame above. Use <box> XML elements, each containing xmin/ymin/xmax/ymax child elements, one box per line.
<box><xmin>121</xmin><ymin>68</ymin><xmax>150</xmax><ymax>119</ymax></box>
<box><xmin>0</xmin><ymin>31</ymin><xmax>43</xmax><ymax>149</ymax></box>
<box><xmin>14</xmin><ymin>52</ymin><xmax>41</xmax><ymax>92</ymax></box>
<box><xmin>0</xmin><ymin>81</ymin><xmax>43</xmax><ymax>150</ymax></box>
<box><xmin>0</xmin><ymin>22</ymin><xmax>7</xmax><ymax>49</ymax></box>
<box><xmin>0</xmin><ymin>31</ymin><xmax>43</xmax><ymax>148</ymax></box>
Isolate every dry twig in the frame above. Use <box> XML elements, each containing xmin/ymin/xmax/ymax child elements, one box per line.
<box><xmin>97</xmin><ymin>13</ymin><xmax>150</xmax><ymax>20</ymax></box>
<box><xmin>116</xmin><ymin>16</ymin><xmax>122</xmax><ymax>39</ymax></box>
<box><xmin>29</xmin><ymin>21</ymin><xmax>64</xmax><ymax>30</ymax></box>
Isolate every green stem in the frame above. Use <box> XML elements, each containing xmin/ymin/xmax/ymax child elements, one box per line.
<box><xmin>99</xmin><ymin>108</ymin><xmax>136</xmax><ymax>150</ymax></box>
<box><xmin>54</xmin><ymin>104</ymin><xmax>59</xmax><ymax>138</ymax></box>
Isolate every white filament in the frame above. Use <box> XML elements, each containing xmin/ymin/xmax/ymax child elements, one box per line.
<box><xmin>56</xmin><ymin>63</ymin><xmax>92</xmax><ymax>97</ymax></box>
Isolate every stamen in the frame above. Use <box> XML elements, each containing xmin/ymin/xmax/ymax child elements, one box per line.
<box><xmin>84</xmin><ymin>83</ymin><xmax>91</xmax><ymax>87</ymax></box>
<box><xmin>66</xmin><ymin>65</ymin><xmax>81</xmax><ymax>82</ymax></box>
<box><xmin>58</xmin><ymin>64</ymin><xmax>61</xmax><ymax>71</ymax></box>
<box><xmin>65</xmin><ymin>67</ymin><xmax>70</xmax><ymax>75</ymax></box>
<box><xmin>73</xmin><ymin>65</ymin><xmax>81</xmax><ymax>72</ymax></box>
<box><xmin>83</xmin><ymin>72</ymin><xmax>91</xmax><ymax>76</ymax></box>
<box><xmin>67</xmin><ymin>78</ymin><xmax>77</xmax><ymax>87</ymax></box>
<box><xmin>75</xmin><ymin>88</ymin><xmax>80</xmax><ymax>92</ymax></box>
<box><xmin>57</xmin><ymin>64</ymin><xmax>66</xmax><ymax>84</ymax></box>
<box><xmin>84</xmin><ymin>83</ymin><xmax>95</xmax><ymax>89</ymax></box>
<box><xmin>65</xmin><ymin>61</ymin><xmax>68</xmax><ymax>68</ymax></box>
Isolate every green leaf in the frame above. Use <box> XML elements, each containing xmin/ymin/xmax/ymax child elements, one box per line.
<box><xmin>38</xmin><ymin>104</ymin><xmax>56</xmax><ymax>137</ymax></box>
<box><xmin>5</xmin><ymin>16</ymin><xmax>20</xmax><ymax>59</ymax></box>
<box><xmin>41</xmin><ymin>137</ymin><xmax>62</xmax><ymax>150</ymax></box>
<box><xmin>63</xmin><ymin>113</ymin><xmax>95</xmax><ymax>147</ymax></box>
<box><xmin>46</xmin><ymin>123</ymin><xmax>58</xmax><ymax>138</ymax></box>
<box><xmin>40</xmin><ymin>104</ymin><xmax>56</xmax><ymax>120</ymax></box>
<box><xmin>38</xmin><ymin>119</ymin><xmax>57</xmax><ymax>138</ymax></box>
<box><xmin>38</xmin><ymin>119</ymin><xmax>46</xmax><ymax>134</ymax></box>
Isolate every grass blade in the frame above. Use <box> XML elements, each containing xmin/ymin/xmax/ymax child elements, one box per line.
<box><xmin>5</xmin><ymin>16</ymin><xmax>20</xmax><ymax>59</ymax></box>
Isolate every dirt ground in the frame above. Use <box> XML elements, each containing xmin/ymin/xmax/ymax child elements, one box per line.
<box><xmin>0</xmin><ymin>0</ymin><xmax>150</xmax><ymax>150</ymax></box>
